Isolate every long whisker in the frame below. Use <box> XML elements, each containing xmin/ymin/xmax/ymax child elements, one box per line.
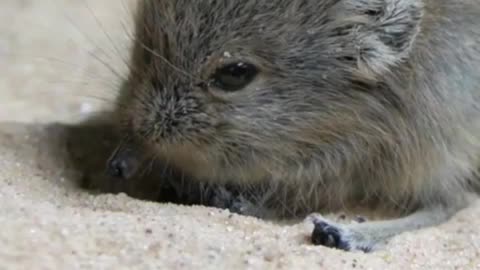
<box><xmin>35</xmin><ymin>57</ymin><xmax>120</xmax><ymax>90</ymax></box>
<box><xmin>82</xmin><ymin>0</ymin><xmax>133</xmax><ymax>75</ymax></box>
<box><xmin>51</xmin><ymin>0</ymin><xmax>125</xmax><ymax>81</ymax></box>
<box><xmin>87</xmin><ymin>50</ymin><xmax>126</xmax><ymax>82</ymax></box>
<box><xmin>121</xmin><ymin>6</ymin><xmax>204</xmax><ymax>84</ymax></box>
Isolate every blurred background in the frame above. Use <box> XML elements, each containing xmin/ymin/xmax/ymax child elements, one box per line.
<box><xmin>0</xmin><ymin>0</ymin><xmax>137</xmax><ymax>123</ymax></box>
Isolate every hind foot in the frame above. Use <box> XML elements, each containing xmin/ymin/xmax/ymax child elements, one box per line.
<box><xmin>309</xmin><ymin>215</ymin><xmax>375</xmax><ymax>252</ymax></box>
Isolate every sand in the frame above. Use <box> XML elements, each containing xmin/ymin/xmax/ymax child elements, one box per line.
<box><xmin>1</xmin><ymin>1</ymin><xmax>479</xmax><ymax>269</ymax></box>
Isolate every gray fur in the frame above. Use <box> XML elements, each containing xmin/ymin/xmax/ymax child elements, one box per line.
<box><xmin>110</xmin><ymin>0</ymin><xmax>480</xmax><ymax>251</ymax></box>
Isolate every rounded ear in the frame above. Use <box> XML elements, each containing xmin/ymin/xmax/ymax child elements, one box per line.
<box><xmin>334</xmin><ymin>0</ymin><xmax>424</xmax><ymax>75</ymax></box>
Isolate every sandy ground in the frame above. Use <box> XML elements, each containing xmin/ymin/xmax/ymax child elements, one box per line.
<box><xmin>1</xmin><ymin>1</ymin><xmax>480</xmax><ymax>269</ymax></box>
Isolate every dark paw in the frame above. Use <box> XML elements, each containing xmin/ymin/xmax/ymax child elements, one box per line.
<box><xmin>206</xmin><ymin>186</ymin><xmax>266</xmax><ymax>218</ymax></box>
<box><xmin>311</xmin><ymin>219</ymin><xmax>351</xmax><ymax>251</ymax></box>
<box><xmin>210</xmin><ymin>190</ymin><xmax>247</xmax><ymax>215</ymax></box>
<box><xmin>229</xmin><ymin>198</ymin><xmax>252</xmax><ymax>215</ymax></box>
<box><xmin>309</xmin><ymin>216</ymin><xmax>374</xmax><ymax>252</ymax></box>
<box><xmin>207</xmin><ymin>186</ymin><xmax>235</xmax><ymax>209</ymax></box>
<box><xmin>354</xmin><ymin>216</ymin><xmax>368</xmax><ymax>223</ymax></box>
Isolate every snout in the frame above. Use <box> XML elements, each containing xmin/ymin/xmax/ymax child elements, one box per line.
<box><xmin>131</xmin><ymin>87</ymin><xmax>213</xmax><ymax>146</ymax></box>
<box><xmin>106</xmin><ymin>140</ymin><xmax>145</xmax><ymax>179</ymax></box>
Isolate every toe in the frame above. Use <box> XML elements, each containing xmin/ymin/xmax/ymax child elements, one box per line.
<box><xmin>311</xmin><ymin>218</ymin><xmax>351</xmax><ymax>251</ymax></box>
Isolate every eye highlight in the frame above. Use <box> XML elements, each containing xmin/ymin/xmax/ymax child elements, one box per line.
<box><xmin>210</xmin><ymin>62</ymin><xmax>259</xmax><ymax>92</ymax></box>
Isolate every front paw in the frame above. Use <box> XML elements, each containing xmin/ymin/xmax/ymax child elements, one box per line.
<box><xmin>208</xmin><ymin>186</ymin><xmax>267</xmax><ymax>218</ymax></box>
<box><xmin>309</xmin><ymin>216</ymin><xmax>373</xmax><ymax>252</ymax></box>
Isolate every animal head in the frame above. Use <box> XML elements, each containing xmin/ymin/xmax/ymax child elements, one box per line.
<box><xmin>117</xmin><ymin>0</ymin><xmax>424</xmax><ymax>181</ymax></box>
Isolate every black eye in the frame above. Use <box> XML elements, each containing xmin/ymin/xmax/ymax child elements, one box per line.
<box><xmin>211</xmin><ymin>62</ymin><xmax>258</xmax><ymax>91</ymax></box>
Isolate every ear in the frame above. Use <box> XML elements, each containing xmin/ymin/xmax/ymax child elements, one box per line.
<box><xmin>336</xmin><ymin>0</ymin><xmax>424</xmax><ymax>75</ymax></box>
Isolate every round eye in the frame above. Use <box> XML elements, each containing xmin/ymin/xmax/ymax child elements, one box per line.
<box><xmin>211</xmin><ymin>62</ymin><xmax>258</xmax><ymax>91</ymax></box>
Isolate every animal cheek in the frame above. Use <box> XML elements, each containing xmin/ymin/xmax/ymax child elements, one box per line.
<box><xmin>124</xmin><ymin>104</ymin><xmax>156</xmax><ymax>140</ymax></box>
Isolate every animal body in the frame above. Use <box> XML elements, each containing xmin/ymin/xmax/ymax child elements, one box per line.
<box><xmin>106</xmin><ymin>0</ymin><xmax>480</xmax><ymax>251</ymax></box>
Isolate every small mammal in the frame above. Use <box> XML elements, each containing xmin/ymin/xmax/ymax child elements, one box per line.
<box><xmin>107</xmin><ymin>0</ymin><xmax>480</xmax><ymax>252</ymax></box>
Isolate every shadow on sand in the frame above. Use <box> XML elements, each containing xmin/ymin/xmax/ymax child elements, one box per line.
<box><xmin>57</xmin><ymin>112</ymin><xmax>211</xmax><ymax>206</ymax></box>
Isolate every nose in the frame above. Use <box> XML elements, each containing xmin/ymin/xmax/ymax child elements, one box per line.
<box><xmin>106</xmin><ymin>141</ymin><xmax>144</xmax><ymax>179</ymax></box>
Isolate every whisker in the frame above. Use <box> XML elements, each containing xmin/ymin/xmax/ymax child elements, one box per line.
<box><xmin>40</xmin><ymin>69</ymin><xmax>121</xmax><ymax>92</ymax></box>
<box><xmin>82</xmin><ymin>0</ymin><xmax>133</xmax><ymax>75</ymax></box>
<box><xmin>119</xmin><ymin>0</ymin><xmax>137</xmax><ymax>26</ymax></box>
<box><xmin>120</xmin><ymin>3</ymin><xmax>203</xmax><ymax>83</ymax></box>
<box><xmin>87</xmin><ymin>50</ymin><xmax>126</xmax><ymax>83</ymax></box>
<box><xmin>139</xmin><ymin>41</ymin><xmax>201</xmax><ymax>83</ymax></box>
<box><xmin>51</xmin><ymin>0</ymin><xmax>126</xmax><ymax>81</ymax></box>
